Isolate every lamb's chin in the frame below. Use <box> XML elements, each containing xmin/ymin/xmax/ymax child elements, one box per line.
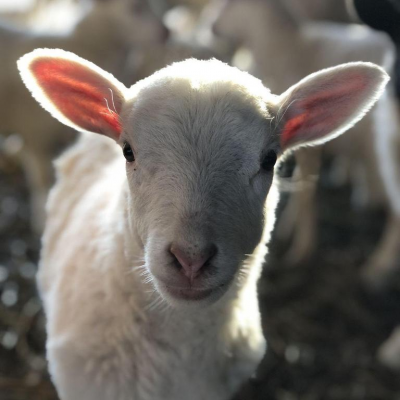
<box><xmin>154</xmin><ymin>283</ymin><xmax>229</xmax><ymax>309</ymax></box>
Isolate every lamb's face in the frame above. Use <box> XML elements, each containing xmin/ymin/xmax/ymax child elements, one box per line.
<box><xmin>18</xmin><ymin>51</ymin><xmax>388</xmax><ymax>308</ymax></box>
<box><xmin>122</xmin><ymin>76</ymin><xmax>278</xmax><ymax>307</ymax></box>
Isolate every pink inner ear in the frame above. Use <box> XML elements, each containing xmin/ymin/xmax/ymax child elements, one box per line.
<box><xmin>281</xmin><ymin>72</ymin><xmax>368</xmax><ymax>148</ymax></box>
<box><xmin>31</xmin><ymin>58</ymin><xmax>122</xmax><ymax>137</ymax></box>
<box><xmin>281</xmin><ymin>113</ymin><xmax>307</xmax><ymax>148</ymax></box>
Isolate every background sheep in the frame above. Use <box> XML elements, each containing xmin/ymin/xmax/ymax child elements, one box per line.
<box><xmin>212</xmin><ymin>0</ymin><xmax>400</xmax><ymax>288</ymax></box>
<box><xmin>347</xmin><ymin>0</ymin><xmax>400</xmax><ymax>371</ymax></box>
<box><xmin>0</xmin><ymin>0</ymin><xmax>168</xmax><ymax>233</ymax></box>
<box><xmin>286</xmin><ymin>0</ymin><xmax>351</xmax><ymax>23</ymax></box>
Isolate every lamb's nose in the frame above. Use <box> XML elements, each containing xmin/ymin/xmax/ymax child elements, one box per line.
<box><xmin>170</xmin><ymin>244</ymin><xmax>217</xmax><ymax>281</ymax></box>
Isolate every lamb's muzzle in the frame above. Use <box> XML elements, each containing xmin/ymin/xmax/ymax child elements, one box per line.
<box><xmin>17</xmin><ymin>49</ymin><xmax>388</xmax><ymax>400</ymax></box>
<box><xmin>169</xmin><ymin>242</ymin><xmax>217</xmax><ymax>280</ymax></box>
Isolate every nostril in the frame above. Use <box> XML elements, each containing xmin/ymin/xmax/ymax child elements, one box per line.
<box><xmin>169</xmin><ymin>243</ymin><xmax>217</xmax><ymax>279</ymax></box>
<box><xmin>204</xmin><ymin>244</ymin><xmax>217</xmax><ymax>266</ymax></box>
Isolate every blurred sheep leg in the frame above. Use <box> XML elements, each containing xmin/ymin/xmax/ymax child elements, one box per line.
<box><xmin>23</xmin><ymin>148</ymin><xmax>54</xmax><ymax>234</ymax></box>
<box><xmin>361</xmin><ymin>93</ymin><xmax>400</xmax><ymax>288</ymax></box>
<box><xmin>362</xmin><ymin>211</ymin><xmax>400</xmax><ymax>288</ymax></box>
<box><xmin>277</xmin><ymin>147</ymin><xmax>321</xmax><ymax>264</ymax></box>
<box><xmin>378</xmin><ymin>326</ymin><xmax>400</xmax><ymax>369</ymax></box>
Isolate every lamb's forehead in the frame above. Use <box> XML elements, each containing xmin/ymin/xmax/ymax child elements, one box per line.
<box><xmin>124</xmin><ymin>59</ymin><xmax>274</xmax><ymax>146</ymax></box>
<box><xmin>128</xmin><ymin>58</ymin><xmax>272</xmax><ymax>105</ymax></box>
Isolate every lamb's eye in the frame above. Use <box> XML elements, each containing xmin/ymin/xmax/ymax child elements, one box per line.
<box><xmin>123</xmin><ymin>142</ymin><xmax>135</xmax><ymax>163</ymax></box>
<box><xmin>261</xmin><ymin>150</ymin><xmax>277</xmax><ymax>172</ymax></box>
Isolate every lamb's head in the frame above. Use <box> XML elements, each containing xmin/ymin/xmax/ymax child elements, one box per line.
<box><xmin>18</xmin><ymin>50</ymin><xmax>388</xmax><ymax>307</ymax></box>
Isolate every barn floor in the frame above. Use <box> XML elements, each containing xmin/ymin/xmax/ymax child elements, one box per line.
<box><xmin>1</xmin><ymin>148</ymin><xmax>400</xmax><ymax>400</ymax></box>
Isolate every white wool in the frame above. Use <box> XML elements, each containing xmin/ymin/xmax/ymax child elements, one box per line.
<box><xmin>40</xmin><ymin>132</ymin><xmax>271</xmax><ymax>400</ymax></box>
<box><xmin>19</xmin><ymin>50</ymin><xmax>387</xmax><ymax>399</ymax></box>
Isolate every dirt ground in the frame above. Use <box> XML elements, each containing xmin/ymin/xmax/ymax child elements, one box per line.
<box><xmin>1</xmin><ymin>148</ymin><xmax>400</xmax><ymax>400</ymax></box>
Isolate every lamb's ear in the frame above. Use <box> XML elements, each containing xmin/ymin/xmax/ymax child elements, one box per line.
<box><xmin>272</xmin><ymin>62</ymin><xmax>389</xmax><ymax>152</ymax></box>
<box><xmin>17</xmin><ymin>48</ymin><xmax>127</xmax><ymax>140</ymax></box>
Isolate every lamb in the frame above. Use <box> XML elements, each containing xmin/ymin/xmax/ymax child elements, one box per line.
<box><xmin>0</xmin><ymin>0</ymin><xmax>168</xmax><ymax>233</ymax></box>
<box><xmin>212</xmin><ymin>0</ymin><xmax>400</xmax><ymax>285</ymax></box>
<box><xmin>17</xmin><ymin>48</ymin><xmax>387</xmax><ymax>400</ymax></box>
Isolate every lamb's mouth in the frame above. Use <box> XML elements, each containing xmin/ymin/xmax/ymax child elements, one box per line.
<box><xmin>164</xmin><ymin>286</ymin><xmax>215</xmax><ymax>301</ymax></box>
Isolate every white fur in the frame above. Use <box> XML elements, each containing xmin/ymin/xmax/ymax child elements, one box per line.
<box><xmin>18</xmin><ymin>50</ymin><xmax>387</xmax><ymax>400</ymax></box>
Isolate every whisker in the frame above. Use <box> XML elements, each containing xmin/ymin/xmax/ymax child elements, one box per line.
<box><xmin>109</xmin><ymin>88</ymin><xmax>117</xmax><ymax>113</ymax></box>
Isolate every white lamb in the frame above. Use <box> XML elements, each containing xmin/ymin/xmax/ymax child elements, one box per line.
<box><xmin>18</xmin><ymin>48</ymin><xmax>387</xmax><ymax>400</ymax></box>
<box><xmin>212</xmin><ymin>0</ymin><xmax>400</xmax><ymax>285</ymax></box>
<box><xmin>0</xmin><ymin>0</ymin><xmax>167</xmax><ymax>233</ymax></box>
